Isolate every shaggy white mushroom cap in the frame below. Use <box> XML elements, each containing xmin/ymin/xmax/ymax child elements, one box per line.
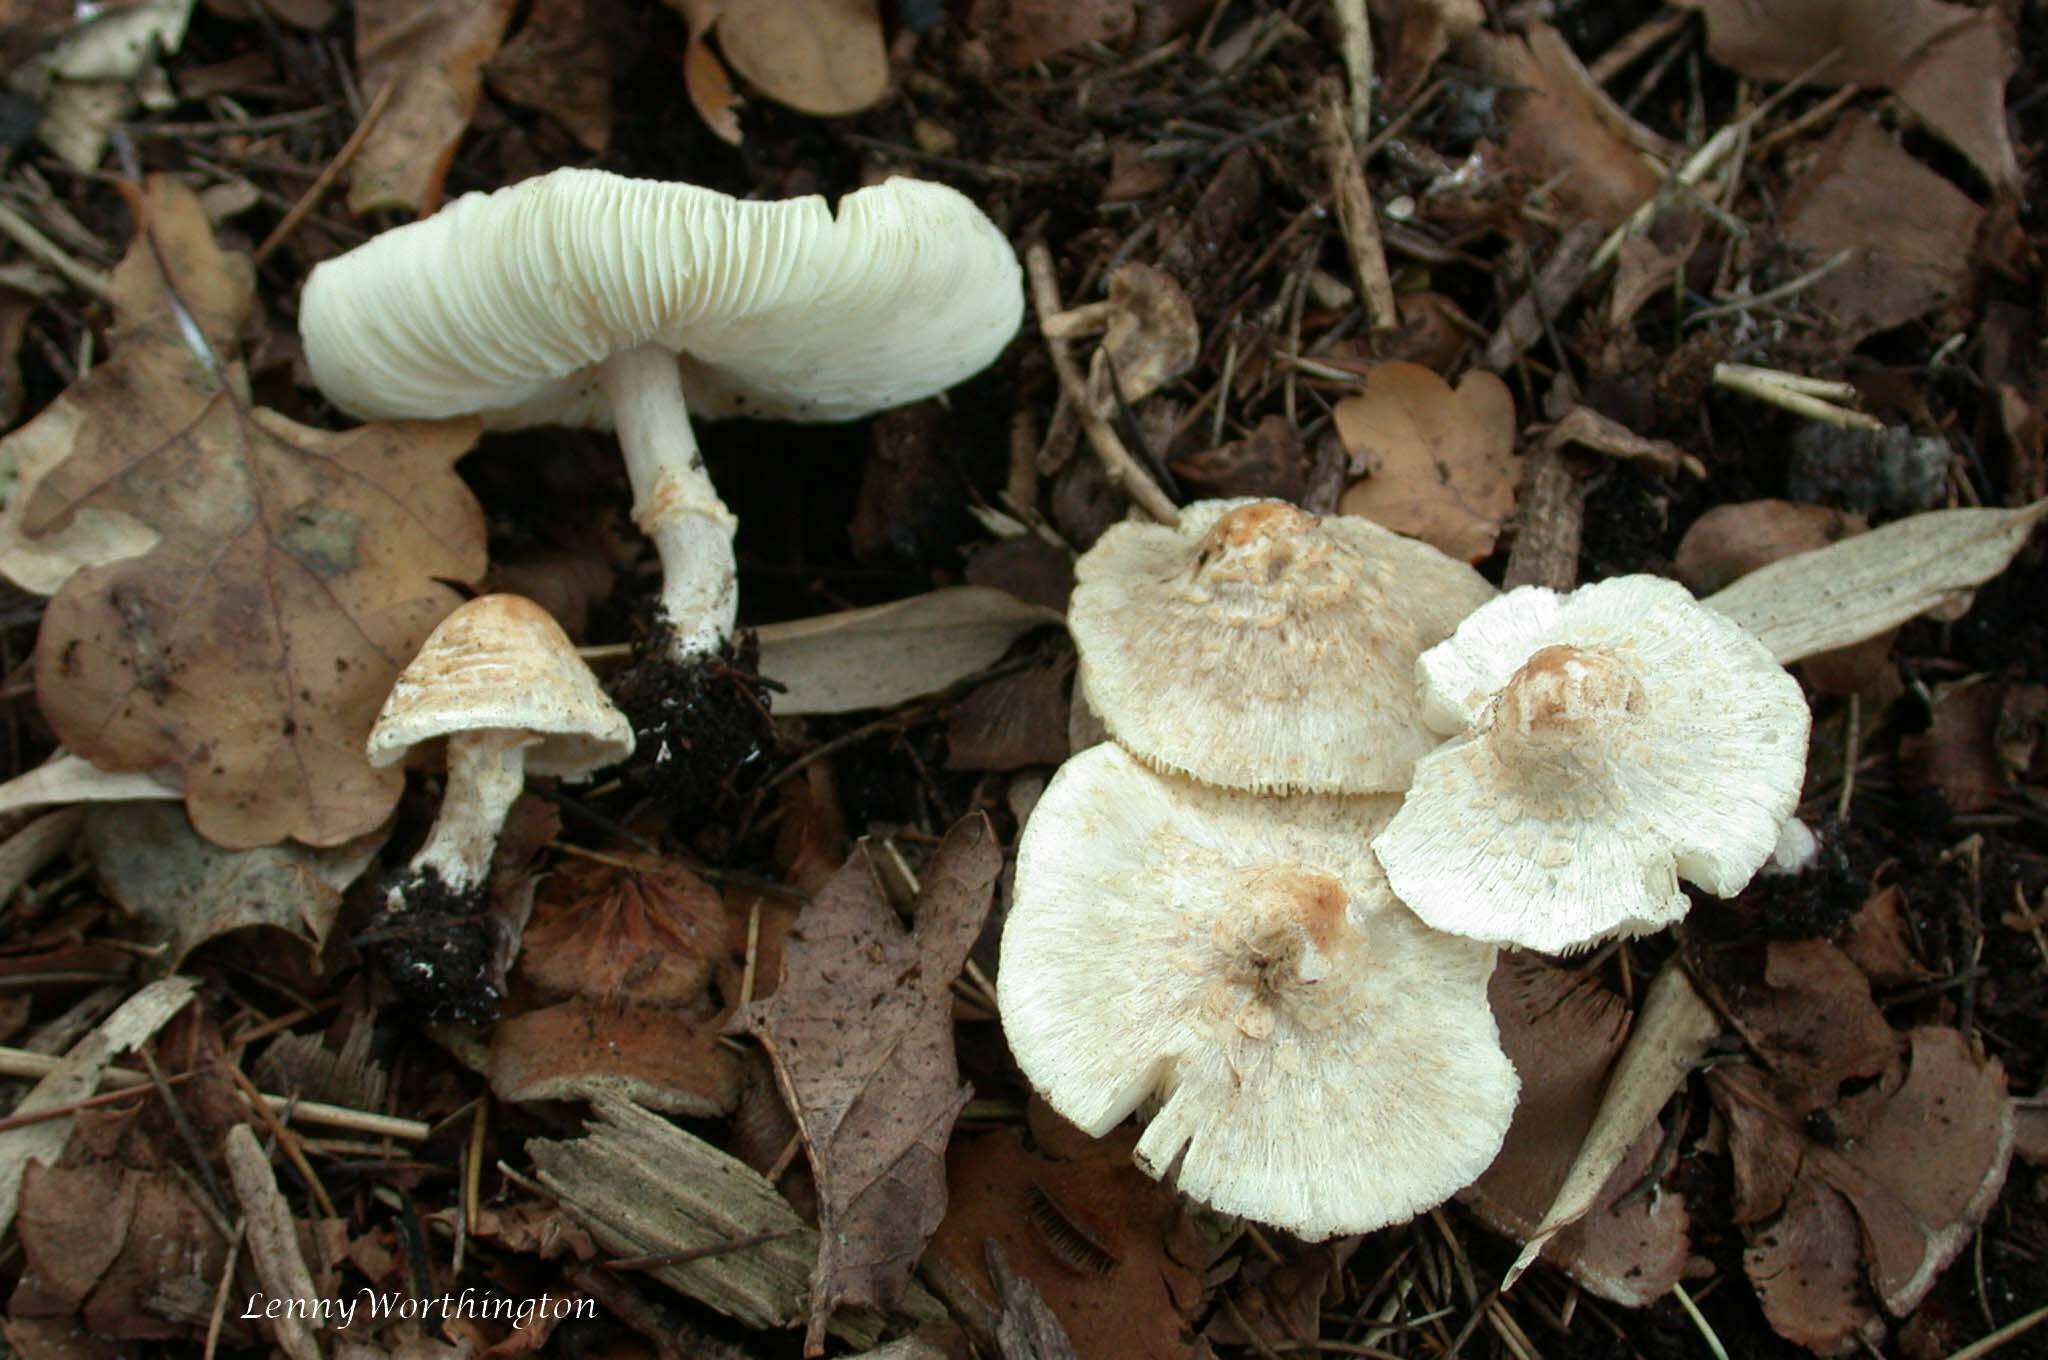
<box><xmin>299</xmin><ymin>168</ymin><xmax>1023</xmax><ymax>427</ymax></box>
<box><xmin>998</xmin><ymin>742</ymin><xmax>1516</xmax><ymax>1241</ymax></box>
<box><xmin>1068</xmin><ymin>499</ymin><xmax>1496</xmax><ymax>794</ymax></box>
<box><xmin>1373</xmin><ymin>576</ymin><xmax>1811</xmax><ymax>954</ymax></box>
<box><xmin>368</xmin><ymin>594</ymin><xmax>633</xmax><ymax>780</ymax></box>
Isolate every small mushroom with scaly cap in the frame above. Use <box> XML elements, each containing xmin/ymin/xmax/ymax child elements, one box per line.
<box><xmin>997</xmin><ymin>742</ymin><xmax>1517</xmax><ymax>1240</ymax></box>
<box><xmin>1372</xmin><ymin>575</ymin><xmax>1811</xmax><ymax>954</ymax></box>
<box><xmin>364</xmin><ymin>594</ymin><xmax>633</xmax><ymax>1016</ymax></box>
<box><xmin>1067</xmin><ymin>498</ymin><xmax>1495</xmax><ymax>794</ymax></box>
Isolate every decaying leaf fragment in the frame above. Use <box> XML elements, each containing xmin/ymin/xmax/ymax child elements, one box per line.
<box><xmin>1678</xmin><ymin>0</ymin><xmax>2020</xmax><ymax>193</ymax></box>
<box><xmin>1334</xmin><ymin>360</ymin><xmax>1518</xmax><ymax>562</ymax></box>
<box><xmin>1708</xmin><ymin>1028</ymin><xmax>2016</xmax><ymax>1350</ymax></box>
<box><xmin>737</xmin><ymin>814</ymin><xmax>1002</xmax><ymax>1353</ymax></box>
<box><xmin>925</xmin><ymin>1125</ymin><xmax>1205</xmax><ymax>1360</ymax></box>
<box><xmin>350</xmin><ymin>0</ymin><xmax>519</xmax><ymax>215</ymax></box>
<box><xmin>23</xmin><ymin>178</ymin><xmax>486</xmax><ymax>849</ymax></box>
<box><xmin>1503</xmin><ymin>960</ymin><xmax>1721</xmax><ymax>1290</ymax></box>
<box><xmin>1781</xmin><ymin>117</ymin><xmax>1984</xmax><ymax>347</ymax></box>
<box><xmin>1462</xmin><ymin>957</ymin><xmax>1691</xmax><ymax>1307</ymax></box>
<box><xmin>81</xmin><ymin>802</ymin><xmax>384</xmax><ymax>969</ymax></box>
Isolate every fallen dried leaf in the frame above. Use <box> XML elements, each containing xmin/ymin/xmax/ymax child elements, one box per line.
<box><xmin>944</xmin><ymin>651</ymin><xmax>1072</xmax><ymax>772</ymax></box>
<box><xmin>1677</xmin><ymin>501</ymin><xmax>1867</xmax><ymax>596</ymax></box>
<box><xmin>757</xmin><ymin>587</ymin><xmax>1063</xmax><ymax>715</ymax></box>
<box><xmin>1371</xmin><ymin>0</ymin><xmax>1481</xmax><ymax>96</ymax></box>
<box><xmin>1334</xmin><ymin>361</ymin><xmax>1518</xmax><ymax>562</ymax></box>
<box><xmin>0</xmin><ymin>975</ymin><xmax>197</xmax><ymax>1236</ymax></box>
<box><xmin>969</xmin><ymin>0</ymin><xmax>1134</xmax><ymax>69</ymax></box>
<box><xmin>0</xmin><ymin>752</ymin><xmax>178</xmax><ymax>819</ymax></box>
<box><xmin>1679</xmin><ymin>0</ymin><xmax>2020</xmax><ymax>192</ymax></box>
<box><xmin>349</xmin><ymin>0</ymin><xmax>518</xmax><ymax>215</ymax></box>
<box><xmin>926</xmin><ymin>1128</ymin><xmax>1202</xmax><ymax>1360</ymax></box>
<box><xmin>81</xmin><ymin>802</ymin><xmax>384</xmax><ymax>970</ymax></box>
<box><xmin>738</xmin><ymin>814</ymin><xmax>1001</xmax><ymax>1352</ymax></box>
<box><xmin>718</xmin><ymin>0</ymin><xmax>887</xmax><ymax>117</ymax></box>
<box><xmin>518</xmin><ymin>852</ymin><xmax>726</xmax><ymax>1005</ymax></box>
<box><xmin>1702</xmin><ymin>938</ymin><xmax>1900</xmax><ymax>1109</ymax></box>
<box><xmin>484</xmin><ymin>0</ymin><xmax>612</xmax><ymax>152</ymax></box>
<box><xmin>1704</xmin><ymin>500</ymin><xmax>2048</xmax><ymax>664</ymax></box>
<box><xmin>1899</xmin><ymin>681</ymin><xmax>2012</xmax><ymax>813</ymax></box>
<box><xmin>1463</xmin><ymin>956</ymin><xmax>1691</xmax><ymax>1307</ymax></box>
<box><xmin>1782</xmin><ymin>117</ymin><xmax>1983</xmax><ymax>348</ymax></box>
<box><xmin>1466</xmin><ymin>23</ymin><xmax>1663</xmax><ymax>228</ymax></box>
<box><xmin>23</xmin><ymin>178</ymin><xmax>486</xmax><ymax>849</ymax></box>
<box><xmin>1168</xmin><ymin>414</ymin><xmax>1308</xmax><ymax>503</ymax></box>
<box><xmin>1505</xmin><ymin>960</ymin><xmax>1720</xmax><ymax>1289</ymax></box>
<box><xmin>489</xmin><ymin>995</ymin><xmax>742</xmax><ymax>1115</ymax></box>
<box><xmin>1709</xmin><ymin>1027</ymin><xmax>2015</xmax><ymax>1342</ymax></box>
<box><xmin>1744</xmin><ymin>1175</ymin><xmax>1887</xmax><ymax>1356</ymax></box>
<box><xmin>1086</xmin><ymin>263</ymin><xmax>1198</xmax><ymax>413</ymax></box>
<box><xmin>1835</xmin><ymin>886</ymin><xmax>1934</xmax><ymax>989</ymax></box>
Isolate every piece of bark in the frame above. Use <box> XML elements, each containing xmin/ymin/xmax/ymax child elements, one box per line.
<box><xmin>224</xmin><ymin>1124</ymin><xmax>322</xmax><ymax>1360</ymax></box>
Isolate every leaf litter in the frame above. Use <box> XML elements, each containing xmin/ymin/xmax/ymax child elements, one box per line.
<box><xmin>0</xmin><ymin>2</ymin><xmax>2045</xmax><ymax>1359</ymax></box>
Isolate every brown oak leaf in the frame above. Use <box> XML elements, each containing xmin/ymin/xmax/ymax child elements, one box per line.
<box><xmin>737</xmin><ymin>813</ymin><xmax>1001</xmax><ymax>1354</ymax></box>
<box><xmin>1334</xmin><ymin>360</ymin><xmax>1519</xmax><ymax>562</ymax></box>
<box><xmin>24</xmin><ymin>177</ymin><xmax>485</xmax><ymax>849</ymax></box>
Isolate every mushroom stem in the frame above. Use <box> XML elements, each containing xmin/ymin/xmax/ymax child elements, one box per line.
<box><xmin>407</xmin><ymin>730</ymin><xmax>535</xmax><ymax>897</ymax></box>
<box><xmin>600</xmin><ymin>343</ymin><xmax>740</xmax><ymax>661</ymax></box>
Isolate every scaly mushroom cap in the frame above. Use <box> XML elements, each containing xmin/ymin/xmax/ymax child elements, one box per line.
<box><xmin>1068</xmin><ymin>499</ymin><xmax>1496</xmax><ymax>793</ymax></box>
<box><xmin>299</xmin><ymin>168</ymin><xmax>1023</xmax><ymax>428</ymax></box>
<box><xmin>998</xmin><ymin>743</ymin><xmax>1516</xmax><ymax>1240</ymax></box>
<box><xmin>367</xmin><ymin>594</ymin><xmax>633</xmax><ymax>779</ymax></box>
<box><xmin>1373</xmin><ymin>576</ymin><xmax>1811</xmax><ymax>953</ymax></box>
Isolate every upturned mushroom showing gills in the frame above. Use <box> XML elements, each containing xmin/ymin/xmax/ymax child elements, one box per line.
<box><xmin>1372</xmin><ymin>575</ymin><xmax>1811</xmax><ymax>955</ymax></box>
<box><xmin>299</xmin><ymin>167</ymin><xmax>1022</xmax><ymax>802</ymax></box>
<box><xmin>364</xmin><ymin>594</ymin><xmax>632</xmax><ymax>1017</ymax></box>
<box><xmin>1067</xmin><ymin>498</ymin><xmax>1495</xmax><ymax>795</ymax></box>
<box><xmin>998</xmin><ymin>742</ymin><xmax>1517</xmax><ymax>1240</ymax></box>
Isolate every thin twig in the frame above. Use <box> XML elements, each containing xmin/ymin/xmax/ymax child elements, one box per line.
<box><xmin>253</xmin><ymin>79</ymin><xmax>396</xmax><ymax>266</ymax></box>
<box><xmin>0</xmin><ymin>1043</ymin><xmax>430</xmax><ymax>1140</ymax></box>
<box><xmin>1329</xmin><ymin>0</ymin><xmax>1373</xmax><ymax>144</ymax></box>
<box><xmin>1313</xmin><ymin>77</ymin><xmax>1398</xmax><ymax>331</ymax></box>
<box><xmin>1023</xmin><ymin>241</ymin><xmax>1178</xmax><ymax>524</ymax></box>
<box><xmin>1688</xmin><ymin>248</ymin><xmax>1852</xmax><ymax>325</ymax></box>
<box><xmin>0</xmin><ymin>199</ymin><xmax>112</xmax><ymax>298</ymax></box>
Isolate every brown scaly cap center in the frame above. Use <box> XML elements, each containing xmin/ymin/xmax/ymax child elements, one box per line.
<box><xmin>1485</xmin><ymin>643</ymin><xmax>1646</xmax><ymax>770</ymax></box>
<box><xmin>1202</xmin><ymin>864</ymin><xmax>1358</xmax><ymax>1040</ymax></box>
<box><xmin>1182</xmin><ymin>502</ymin><xmax>1369</xmax><ymax>626</ymax></box>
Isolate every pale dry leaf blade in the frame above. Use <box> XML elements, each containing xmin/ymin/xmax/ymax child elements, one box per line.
<box><xmin>717</xmin><ymin>0</ymin><xmax>887</xmax><ymax>117</ymax></box>
<box><xmin>0</xmin><ymin>751</ymin><xmax>179</xmax><ymax>818</ymax></box>
<box><xmin>1335</xmin><ymin>361</ymin><xmax>1518</xmax><ymax>562</ymax></box>
<box><xmin>0</xmin><ymin>974</ymin><xmax>198</xmax><ymax>1237</ymax></box>
<box><xmin>1504</xmin><ymin>960</ymin><xmax>1720</xmax><ymax>1289</ymax></box>
<box><xmin>757</xmin><ymin>587</ymin><xmax>1063</xmax><ymax>715</ymax></box>
<box><xmin>1704</xmin><ymin>500</ymin><xmax>2048</xmax><ymax>663</ymax></box>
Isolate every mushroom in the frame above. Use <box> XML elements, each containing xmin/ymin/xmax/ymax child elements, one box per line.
<box><xmin>997</xmin><ymin>742</ymin><xmax>1517</xmax><ymax>1240</ymax></box>
<box><xmin>1067</xmin><ymin>498</ymin><xmax>1495</xmax><ymax>794</ymax></box>
<box><xmin>1372</xmin><ymin>575</ymin><xmax>1810</xmax><ymax>954</ymax></box>
<box><xmin>300</xmin><ymin>167</ymin><xmax>1022</xmax><ymax>787</ymax></box>
<box><xmin>365</xmin><ymin>594</ymin><xmax>632</xmax><ymax>1012</ymax></box>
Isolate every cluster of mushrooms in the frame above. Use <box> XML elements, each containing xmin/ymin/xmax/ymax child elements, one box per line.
<box><xmin>998</xmin><ymin>498</ymin><xmax>1811</xmax><ymax>1241</ymax></box>
<box><xmin>296</xmin><ymin>167</ymin><xmax>1023</xmax><ymax>1008</ymax></box>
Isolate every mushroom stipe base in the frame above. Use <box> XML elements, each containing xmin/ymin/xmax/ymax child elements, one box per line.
<box><xmin>611</xmin><ymin>630</ymin><xmax>779</xmax><ymax>819</ymax></box>
<box><xmin>360</xmin><ymin>866</ymin><xmax>502</xmax><ymax>1022</ymax></box>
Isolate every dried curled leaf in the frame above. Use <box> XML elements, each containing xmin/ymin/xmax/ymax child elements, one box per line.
<box><xmin>1677</xmin><ymin>0</ymin><xmax>2020</xmax><ymax>193</ymax></box>
<box><xmin>1334</xmin><ymin>361</ymin><xmax>1519</xmax><ymax>562</ymax></box>
<box><xmin>718</xmin><ymin>0</ymin><xmax>887</xmax><ymax>117</ymax></box>
<box><xmin>24</xmin><ymin>178</ymin><xmax>485</xmax><ymax>849</ymax></box>
<box><xmin>737</xmin><ymin>814</ymin><xmax>1001</xmax><ymax>1352</ymax></box>
<box><xmin>350</xmin><ymin>0</ymin><xmax>518</xmax><ymax>215</ymax></box>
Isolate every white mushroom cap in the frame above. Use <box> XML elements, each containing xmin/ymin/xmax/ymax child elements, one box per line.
<box><xmin>299</xmin><ymin>168</ymin><xmax>1023</xmax><ymax>428</ymax></box>
<box><xmin>998</xmin><ymin>742</ymin><xmax>1516</xmax><ymax>1240</ymax></box>
<box><xmin>1068</xmin><ymin>498</ymin><xmax>1496</xmax><ymax>794</ymax></box>
<box><xmin>367</xmin><ymin>594</ymin><xmax>633</xmax><ymax>779</ymax></box>
<box><xmin>1373</xmin><ymin>576</ymin><xmax>1811</xmax><ymax>954</ymax></box>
